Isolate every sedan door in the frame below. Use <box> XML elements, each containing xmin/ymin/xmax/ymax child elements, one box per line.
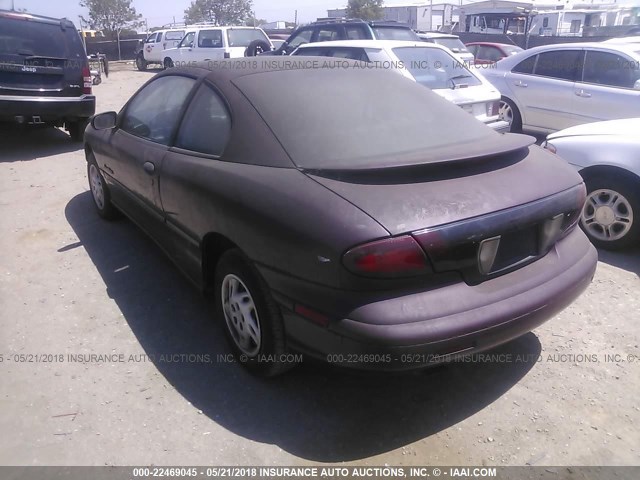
<box><xmin>101</xmin><ymin>75</ymin><xmax>196</xmax><ymax>234</ymax></box>
<box><xmin>504</xmin><ymin>49</ymin><xmax>583</xmax><ymax>131</ymax></box>
<box><xmin>572</xmin><ymin>49</ymin><xmax>640</xmax><ymax>123</ymax></box>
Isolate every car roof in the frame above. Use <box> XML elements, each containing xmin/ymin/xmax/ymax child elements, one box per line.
<box><xmin>417</xmin><ymin>32</ymin><xmax>460</xmax><ymax>39</ymax></box>
<box><xmin>296</xmin><ymin>39</ymin><xmax>445</xmax><ymax>50</ymax></box>
<box><xmin>0</xmin><ymin>9</ymin><xmax>75</xmax><ymax>28</ymax></box>
<box><xmin>466</xmin><ymin>42</ymin><xmax>520</xmax><ymax>48</ymax></box>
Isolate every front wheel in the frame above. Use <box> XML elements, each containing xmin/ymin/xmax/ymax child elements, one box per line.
<box><xmin>163</xmin><ymin>57</ymin><xmax>174</xmax><ymax>69</ymax></box>
<box><xmin>580</xmin><ymin>174</ymin><xmax>640</xmax><ymax>250</ymax></box>
<box><xmin>214</xmin><ymin>249</ymin><xmax>295</xmax><ymax>376</ymax></box>
<box><xmin>87</xmin><ymin>153</ymin><xmax>119</xmax><ymax>220</ymax></box>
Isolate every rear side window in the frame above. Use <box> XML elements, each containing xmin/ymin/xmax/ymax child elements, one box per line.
<box><xmin>582</xmin><ymin>50</ymin><xmax>640</xmax><ymax>89</ymax></box>
<box><xmin>512</xmin><ymin>54</ymin><xmax>536</xmax><ymax>74</ymax></box>
<box><xmin>175</xmin><ymin>85</ymin><xmax>231</xmax><ymax>156</ymax></box>
<box><xmin>199</xmin><ymin>30</ymin><xmax>223</xmax><ymax>48</ymax></box>
<box><xmin>372</xmin><ymin>26</ymin><xmax>419</xmax><ymax>41</ymax></box>
<box><xmin>316</xmin><ymin>27</ymin><xmax>341</xmax><ymax>42</ymax></box>
<box><xmin>165</xmin><ymin>30</ymin><xmax>185</xmax><ymax>41</ymax></box>
<box><xmin>227</xmin><ymin>29</ymin><xmax>269</xmax><ymax>47</ymax></box>
<box><xmin>0</xmin><ymin>17</ymin><xmax>85</xmax><ymax>60</ymax></box>
<box><xmin>346</xmin><ymin>26</ymin><xmax>368</xmax><ymax>39</ymax></box>
<box><xmin>329</xmin><ymin>48</ymin><xmax>369</xmax><ymax>61</ymax></box>
<box><xmin>121</xmin><ymin>76</ymin><xmax>195</xmax><ymax>145</ymax></box>
<box><xmin>534</xmin><ymin>50</ymin><xmax>583</xmax><ymax>81</ymax></box>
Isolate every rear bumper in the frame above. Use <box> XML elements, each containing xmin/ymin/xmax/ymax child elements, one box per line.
<box><xmin>0</xmin><ymin>94</ymin><xmax>96</xmax><ymax>123</ymax></box>
<box><xmin>272</xmin><ymin>228</ymin><xmax>597</xmax><ymax>371</ymax></box>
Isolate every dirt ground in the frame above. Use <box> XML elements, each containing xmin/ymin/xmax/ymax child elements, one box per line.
<box><xmin>0</xmin><ymin>67</ymin><xmax>639</xmax><ymax>467</ymax></box>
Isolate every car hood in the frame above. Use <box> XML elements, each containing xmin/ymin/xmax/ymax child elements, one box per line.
<box><xmin>306</xmin><ymin>143</ymin><xmax>583</xmax><ymax>235</ymax></box>
<box><xmin>547</xmin><ymin>118</ymin><xmax>640</xmax><ymax>140</ymax></box>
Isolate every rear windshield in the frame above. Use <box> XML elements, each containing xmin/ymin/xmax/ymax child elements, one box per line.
<box><xmin>0</xmin><ymin>17</ymin><xmax>84</xmax><ymax>59</ymax></box>
<box><xmin>233</xmin><ymin>67</ymin><xmax>495</xmax><ymax>168</ymax></box>
<box><xmin>392</xmin><ymin>46</ymin><xmax>482</xmax><ymax>89</ymax></box>
<box><xmin>372</xmin><ymin>26</ymin><xmax>420</xmax><ymax>41</ymax></box>
<box><xmin>227</xmin><ymin>29</ymin><xmax>269</xmax><ymax>47</ymax></box>
<box><xmin>432</xmin><ymin>38</ymin><xmax>469</xmax><ymax>53</ymax></box>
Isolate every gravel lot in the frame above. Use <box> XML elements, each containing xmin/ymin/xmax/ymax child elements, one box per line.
<box><xmin>0</xmin><ymin>67</ymin><xmax>639</xmax><ymax>467</ymax></box>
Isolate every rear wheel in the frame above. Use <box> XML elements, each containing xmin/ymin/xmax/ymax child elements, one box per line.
<box><xmin>580</xmin><ymin>174</ymin><xmax>640</xmax><ymax>250</ymax></box>
<box><xmin>499</xmin><ymin>97</ymin><xmax>522</xmax><ymax>133</ymax></box>
<box><xmin>135</xmin><ymin>53</ymin><xmax>147</xmax><ymax>71</ymax></box>
<box><xmin>68</xmin><ymin>118</ymin><xmax>89</xmax><ymax>142</ymax></box>
<box><xmin>214</xmin><ymin>249</ymin><xmax>295</xmax><ymax>377</ymax></box>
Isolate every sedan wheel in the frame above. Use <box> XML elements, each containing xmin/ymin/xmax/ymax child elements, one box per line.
<box><xmin>581</xmin><ymin>176</ymin><xmax>640</xmax><ymax>250</ymax></box>
<box><xmin>221</xmin><ymin>274</ymin><xmax>261</xmax><ymax>357</ymax></box>
<box><xmin>214</xmin><ymin>249</ymin><xmax>295</xmax><ymax>376</ymax></box>
<box><xmin>87</xmin><ymin>153</ymin><xmax>119</xmax><ymax>220</ymax></box>
<box><xmin>498</xmin><ymin>98</ymin><xmax>521</xmax><ymax>133</ymax></box>
<box><xmin>89</xmin><ymin>164</ymin><xmax>105</xmax><ymax>210</ymax></box>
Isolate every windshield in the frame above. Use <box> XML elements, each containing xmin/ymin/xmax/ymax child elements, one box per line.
<box><xmin>234</xmin><ymin>67</ymin><xmax>495</xmax><ymax>168</ymax></box>
<box><xmin>503</xmin><ymin>45</ymin><xmax>523</xmax><ymax>55</ymax></box>
<box><xmin>392</xmin><ymin>47</ymin><xmax>482</xmax><ymax>89</ymax></box>
<box><xmin>372</xmin><ymin>26</ymin><xmax>420</xmax><ymax>41</ymax></box>
<box><xmin>432</xmin><ymin>38</ymin><xmax>469</xmax><ymax>53</ymax></box>
<box><xmin>227</xmin><ymin>29</ymin><xmax>269</xmax><ymax>47</ymax></box>
<box><xmin>0</xmin><ymin>18</ymin><xmax>84</xmax><ymax>59</ymax></box>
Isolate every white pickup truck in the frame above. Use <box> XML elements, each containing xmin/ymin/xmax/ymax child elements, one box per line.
<box><xmin>161</xmin><ymin>26</ymin><xmax>273</xmax><ymax>69</ymax></box>
<box><xmin>136</xmin><ymin>28</ymin><xmax>186</xmax><ymax>70</ymax></box>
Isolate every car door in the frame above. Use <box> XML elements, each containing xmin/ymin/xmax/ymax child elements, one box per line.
<box><xmin>173</xmin><ymin>31</ymin><xmax>197</xmax><ymax>63</ymax></box>
<box><xmin>505</xmin><ymin>49</ymin><xmax>583</xmax><ymax>131</ymax></box>
<box><xmin>158</xmin><ymin>83</ymin><xmax>233</xmax><ymax>284</ymax></box>
<box><xmin>143</xmin><ymin>32</ymin><xmax>160</xmax><ymax>61</ymax></box>
<box><xmin>573</xmin><ymin>48</ymin><xmax>640</xmax><ymax>123</ymax></box>
<box><xmin>103</xmin><ymin>75</ymin><xmax>196</xmax><ymax>233</ymax></box>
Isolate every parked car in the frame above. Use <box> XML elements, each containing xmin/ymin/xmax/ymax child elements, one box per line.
<box><xmin>465</xmin><ymin>42</ymin><xmax>523</xmax><ymax>65</ymax></box>
<box><xmin>543</xmin><ymin>118</ymin><xmax>640</xmax><ymax>249</ymax></box>
<box><xmin>417</xmin><ymin>32</ymin><xmax>475</xmax><ymax>65</ymax></box>
<box><xmin>136</xmin><ymin>28</ymin><xmax>186</xmax><ymax>70</ymax></box>
<box><xmin>293</xmin><ymin>40</ymin><xmax>509</xmax><ymax>132</ymax></box>
<box><xmin>84</xmin><ymin>59</ymin><xmax>596</xmax><ymax>376</ymax></box>
<box><xmin>261</xmin><ymin>18</ymin><xmax>420</xmax><ymax>56</ymax></box>
<box><xmin>0</xmin><ymin>10</ymin><xmax>96</xmax><ymax>141</ymax></box>
<box><xmin>482</xmin><ymin>43</ymin><xmax>640</xmax><ymax>133</ymax></box>
<box><xmin>162</xmin><ymin>26</ymin><xmax>273</xmax><ymax>68</ymax></box>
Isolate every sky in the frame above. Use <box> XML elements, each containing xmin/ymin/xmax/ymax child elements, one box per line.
<box><xmin>2</xmin><ymin>0</ymin><xmax>347</xmax><ymax>26</ymax></box>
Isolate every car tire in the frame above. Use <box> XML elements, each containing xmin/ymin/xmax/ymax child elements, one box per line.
<box><xmin>580</xmin><ymin>173</ymin><xmax>640</xmax><ymax>250</ymax></box>
<box><xmin>163</xmin><ymin>57</ymin><xmax>174</xmax><ymax>69</ymax></box>
<box><xmin>499</xmin><ymin>97</ymin><xmax>522</xmax><ymax>133</ymax></box>
<box><xmin>87</xmin><ymin>153</ymin><xmax>119</xmax><ymax>220</ymax></box>
<box><xmin>245</xmin><ymin>40</ymin><xmax>271</xmax><ymax>57</ymax></box>
<box><xmin>68</xmin><ymin>118</ymin><xmax>89</xmax><ymax>142</ymax></box>
<box><xmin>136</xmin><ymin>53</ymin><xmax>147</xmax><ymax>71</ymax></box>
<box><xmin>214</xmin><ymin>249</ymin><xmax>295</xmax><ymax>377</ymax></box>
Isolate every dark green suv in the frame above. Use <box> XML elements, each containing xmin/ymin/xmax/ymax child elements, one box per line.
<box><xmin>261</xmin><ymin>18</ymin><xmax>420</xmax><ymax>56</ymax></box>
<box><xmin>0</xmin><ymin>10</ymin><xmax>96</xmax><ymax>141</ymax></box>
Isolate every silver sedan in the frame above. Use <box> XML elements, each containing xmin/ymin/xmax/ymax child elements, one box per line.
<box><xmin>543</xmin><ymin>118</ymin><xmax>640</xmax><ymax>249</ymax></box>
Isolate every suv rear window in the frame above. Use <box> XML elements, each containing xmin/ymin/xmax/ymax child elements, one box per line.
<box><xmin>0</xmin><ymin>17</ymin><xmax>84</xmax><ymax>60</ymax></box>
<box><xmin>227</xmin><ymin>29</ymin><xmax>269</xmax><ymax>48</ymax></box>
<box><xmin>372</xmin><ymin>26</ymin><xmax>419</xmax><ymax>41</ymax></box>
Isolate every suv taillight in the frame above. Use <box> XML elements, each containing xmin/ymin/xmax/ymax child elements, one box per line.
<box><xmin>343</xmin><ymin>235</ymin><xmax>432</xmax><ymax>278</ymax></box>
<box><xmin>82</xmin><ymin>66</ymin><xmax>92</xmax><ymax>94</ymax></box>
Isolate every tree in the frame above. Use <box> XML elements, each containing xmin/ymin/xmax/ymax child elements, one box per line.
<box><xmin>245</xmin><ymin>16</ymin><xmax>267</xmax><ymax>27</ymax></box>
<box><xmin>79</xmin><ymin>0</ymin><xmax>142</xmax><ymax>39</ymax></box>
<box><xmin>184</xmin><ymin>0</ymin><xmax>253</xmax><ymax>26</ymax></box>
<box><xmin>346</xmin><ymin>0</ymin><xmax>384</xmax><ymax>21</ymax></box>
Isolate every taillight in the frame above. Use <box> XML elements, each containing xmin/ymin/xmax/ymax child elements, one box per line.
<box><xmin>542</xmin><ymin>141</ymin><xmax>557</xmax><ymax>154</ymax></box>
<box><xmin>343</xmin><ymin>235</ymin><xmax>431</xmax><ymax>278</ymax></box>
<box><xmin>82</xmin><ymin>65</ymin><xmax>92</xmax><ymax>94</ymax></box>
<box><xmin>486</xmin><ymin>100</ymin><xmax>500</xmax><ymax>117</ymax></box>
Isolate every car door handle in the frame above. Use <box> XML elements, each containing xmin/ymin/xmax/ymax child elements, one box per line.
<box><xmin>143</xmin><ymin>162</ymin><xmax>155</xmax><ymax>175</ymax></box>
<box><xmin>575</xmin><ymin>89</ymin><xmax>592</xmax><ymax>98</ymax></box>
<box><xmin>514</xmin><ymin>80</ymin><xmax>528</xmax><ymax>87</ymax></box>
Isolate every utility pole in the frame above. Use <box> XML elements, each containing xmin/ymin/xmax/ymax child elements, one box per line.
<box><xmin>294</xmin><ymin>10</ymin><xmax>298</xmax><ymax>25</ymax></box>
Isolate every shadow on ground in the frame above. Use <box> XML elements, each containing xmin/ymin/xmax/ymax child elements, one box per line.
<box><xmin>597</xmin><ymin>245</ymin><xmax>640</xmax><ymax>277</ymax></box>
<box><xmin>65</xmin><ymin>191</ymin><xmax>541</xmax><ymax>462</ymax></box>
<box><xmin>0</xmin><ymin>124</ymin><xmax>81</xmax><ymax>162</ymax></box>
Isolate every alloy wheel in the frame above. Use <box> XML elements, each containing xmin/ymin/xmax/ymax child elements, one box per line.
<box><xmin>89</xmin><ymin>164</ymin><xmax>105</xmax><ymax>210</ymax></box>
<box><xmin>581</xmin><ymin>188</ymin><xmax>633</xmax><ymax>242</ymax></box>
<box><xmin>221</xmin><ymin>274</ymin><xmax>261</xmax><ymax>356</ymax></box>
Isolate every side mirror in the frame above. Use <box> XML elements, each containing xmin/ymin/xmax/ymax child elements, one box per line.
<box><xmin>92</xmin><ymin>111</ymin><xmax>117</xmax><ymax>130</ymax></box>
